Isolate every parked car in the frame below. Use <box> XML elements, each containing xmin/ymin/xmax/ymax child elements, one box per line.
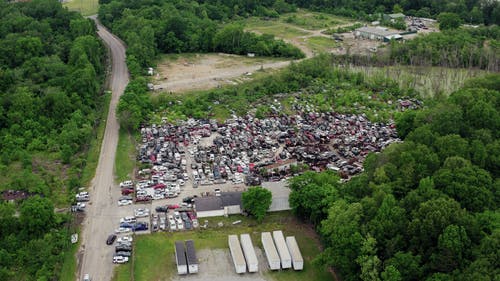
<box><xmin>82</xmin><ymin>273</ymin><xmax>91</xmax><ymax>281</ymax></box>
<box><xmin>116</xmin><ymin>241</ymin><xmax>132</xmax><ymax>247</ymax></box>
<box><xmin>115</xmin><ymin>227</ymin><xmax>131</xmax><ymax>234</ymax></box>
<box><xmin>115</xmin><ymin>245</ymin><xmax>132</xmax><ymax>252</ymax></box>
<box><xmin>112</xmin><ymin>256</ymin><xmax>129</xmax><ymax>264</ymax></box>
<box><xmin>115</xmin><ymin>251</ymin><xmax>131</xmax><ymax>258</ymax></box>
<box><xmin>167</xmin><ymin>204</ymin><xmax>180</xmax><ymax>209</ymax></box>
<box><xmin>119</xmin><ymin>195</ymin><xmax>133</xmax><ymax>201</ymax></box>
<box><xmin>121</xmin><ymin>188</ymin><xmax>134</xmax><ymax>195</ymax></box>
<box><xmin>117</xmin><ymin>236</ymin><xmax>133</xmax><ymax>243</ymax></box>
<box><xmin>119</xmin><ymin>216</ymin><xmax>137</xmax><ymax>224</ymax></box>
<box><xmin>155</xmin><ymin>205</ymin><xmax>169</xmax><ymax>212</ymax></box>
<box><xmin>135</xmin><ymin>195</ymin><xmax>152</xmax><ymax>203</ymax></box>
<box><xmin>182</xmin><ymin>196</ymin><xmax>196</xmax><ymax>204</ymax></box>
<box><xmin>133</xmin><ymin>222</ymin><xmax>149</xmax><ymax>231</ymax></box>
<box><xmin>119</xmin><ymin>222</ymin><xmax>134</xmax><ymax>228</ymax></box>
<box><xmin>119</xmin><ymin>180</ymin><xmax>133</xmax><ymax>188</ymax></box>
<box><xmin>118</xmin><ymin>199</ymin><xmax>132</xmax><ymax>206</ymax></box>
<box><xmin>134</xmin><ymin>208</ymin><xmax>149</xmax><ymax>217</ymax></box>
<box><xmin>106</xmin><ymin>234</ymin><xmax>117</xmax><ymax>245</ymax></box>
<box><xmin>185</xmin><ymin>220</ymin><xmax>192</xmax><ymax>230</ymax></box>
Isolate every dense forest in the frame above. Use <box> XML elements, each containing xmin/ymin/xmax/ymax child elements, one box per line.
<box><xmin>0</xmin><ymin>0</ymin><xmax>105</xmax><ymax>279</ymax></box>
<box><xmin>98</xmin><ymin>0</ymin><xmax>304</xmax><ymax>75</ymax></box>
<box><xmin>289</xmin><ymin>74</ymin><xmax>500</xmax><ymax>281</ymax></box>
<box><xmin>331</xmin><ymin>26</ymin><xmax>500</xmax><ymax>71</ymax></box>
<box><xmin>290</xmin><ymin>0</ymin><xmax>500</xmax><ymax>25</ymax></box>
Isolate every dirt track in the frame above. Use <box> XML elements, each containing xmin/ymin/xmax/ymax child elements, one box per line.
<box><xmin>77</xmin><ymin>18</ymin><xmax>131</xmax><ymax>281</ymax></box>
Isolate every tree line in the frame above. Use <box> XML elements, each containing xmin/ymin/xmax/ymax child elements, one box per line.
<box><xmin>329</xmin><ymin>26</ymin><xmax>499</xmax><ymax>72</ymax></box>
<box><xmin>0</xmin><ymin>0</ymin><xmax>105</xmax><ymax>279</ymax></box>
<box><xmin>98</xmin><ymin>0</ymin><xmax>304</xmax><ymax>75</ymax></box>
<box><xmin>289</xmin><ymin>73</ymin><xmax>499</xmax><ymax>281</ymax></box>
<box><xmin>289</xmin><ymin>0</ymin><xmax>500</xmax><ymax>25</ymax></box>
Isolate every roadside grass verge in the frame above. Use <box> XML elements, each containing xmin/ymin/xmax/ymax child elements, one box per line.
<box><xmin>115</xmin><ymin>128</ymin><xmax>136</xmax><ymax>183</ymax></box>
<box><xmin>304</xmin><ymin>36</ymin><xmax>339</xmax><ymax>54</ymax></box>
<box><xmin>113</xmin><ymin>212</ymin><xmax>332</xmax><ymax>281</ymax></box>
<box><xmin>81</xmin><ymin>92</ymin><xmax>111</xmax><ymax>185</ymax></box>
<box><xmin>60</xmin><ymin>238</ymin><xmax>80</xmax><ymax>281</ymax></box>
<box><xmin>63</xmin><ymin>0</ymin><xmax>99</xmax><ymax>16</ymax></box>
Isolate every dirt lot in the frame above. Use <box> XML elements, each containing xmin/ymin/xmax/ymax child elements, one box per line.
<box><xmin>172</xmin><ymin>248</ymin><xmax>269</xmax><ymax>281</ymax></box>
<box><xmin>153</xmin><ymin>54</ymin><xmax>290</xmax><ymax>93</ymax></box>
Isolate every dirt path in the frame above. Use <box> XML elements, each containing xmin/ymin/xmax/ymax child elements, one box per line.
<box><xmin>77</xmin><ymin>18</ymin><xmax>130</xmax><ymax>281</ymax></box>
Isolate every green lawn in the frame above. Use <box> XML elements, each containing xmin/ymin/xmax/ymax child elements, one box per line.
<box><xmin>280</xmin><ymin>9</ymin><xmax>352</xmax><ymax>30</ymax></box>
<box><xmin>114</xmin><ymin>128</ymin><xmax>136</xmax><ymax>183</ymax></box>
<box><xmin>63</xmin><ymin>0</ymin><xmax>99</xmax><ymax>16</ymax></box>
<box><xmin>113</xmin><ymin>212</ymin><xmax>332</xmax><ymax>281</ymax></box>
<box><xmin>304</xmin><ymin>36</ymin><xmax>338</xmax><ymax>54</ymax></box>
<box><xmin>243</xmin><ymin>18</ymin><xmax>309</xmax><ymax>39</ymax></box>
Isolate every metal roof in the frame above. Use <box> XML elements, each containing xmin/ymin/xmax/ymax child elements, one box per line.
<box><xmin>185</xmin><ymin>240</ymin><xmax>198</xmax><ymax>265</ymax></box>
<box><xmin>194</xmin><ymin>192</ymin><xmax>242</xmax><ymax>212</ymax></box>
<box><xmin>356</xmin><ymin>26</ymin><xmax>399</xmax><ymax>37</ymax></box>
<box><xmin>175</xmin><ymin>241</ymin><xmax>187</xmax><ymax>265</ymax></box>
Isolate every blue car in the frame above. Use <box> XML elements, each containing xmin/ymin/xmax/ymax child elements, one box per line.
<box><xmin>133</xmin><ymin>222</ymin><xmax>148</xmax><ymax>231</ymax></box>
<box><xmin>120</xmin><ymin>222</ymin><xmax>134</xmax><ymax>228</ymax></box>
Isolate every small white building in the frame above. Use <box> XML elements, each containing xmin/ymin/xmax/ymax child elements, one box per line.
<box><xmin>174</xmin><ymin>241</ymin><xmax>188</xmax><ymax>275</ymax></box>
<box><xmin>355</xmin><ymin>26</ymin><xmax>400</xmax><ymax>41</ymax></box>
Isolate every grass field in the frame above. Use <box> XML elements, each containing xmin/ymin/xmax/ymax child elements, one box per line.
<box><xmin>304</xmin><ymin>36</ymin><xmax>338</xmax><ymax>54</ymax></box>
<box><xmin>280</xmin><ymin>9</ymin><xmax>351</xmax><ymax>30</ymax></box>
<box><xmin>113</xmin><ymin>212</ymin><xmax>332</xmax><ymax>281</ymax></box>
<box><xmin>352</xmin><ymin>65</ymin><xmax>486</xmax><ymax>98</ymax></box>
<box><xmin>242</xmin><ymin>18</ymin><xmax>309</xmax><ymax>39</ymax></box>
<box><xmin>63</xmin><ymin>0</ymin><xmax>99</xmax><ymax>16</ymax></box>
<box><xmin>115</xmin><ymin>128</ymin><xmax>136</xmax><ymax>183</ymax></box>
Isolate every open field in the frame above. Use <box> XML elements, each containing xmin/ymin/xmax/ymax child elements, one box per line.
<box><xmin>63</xmin><ymin>0</ymin><xmax>99</xmax><ymax>16</ymax></box>
<box><xmin>113</xmin><ymin>212</ymin><xmax>332</xmax><ymax>281</ymax></box>
<box><xmin>350</xmin><ymin>65</ymin><xmax>486</xmax><ymax>98</ymax></box>
<box><xmin>304</xmin><ymin>36</ymin><xmax>339</xmax><ymax>54</ymax></box>
<box><xmin>280</xmin><ymin>9</ymin><xmax>352</xmax><ymax>29</ymax></box>
<box><xmin>152</xmin><ymin>53</ymin><xmax>289</xmax><ymax>93</ymax></box>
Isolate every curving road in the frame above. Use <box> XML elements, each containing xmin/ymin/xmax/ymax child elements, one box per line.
<box><xmin>77</xmin><ymin>19</ymin><xmax>129</xmax><ymax>281</ymax></box>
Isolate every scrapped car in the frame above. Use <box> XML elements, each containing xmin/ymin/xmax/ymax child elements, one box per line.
<box><xmin>118</xmin><ymin>199</ymin><xmax>132</xmax><ymax>206</ymax></box>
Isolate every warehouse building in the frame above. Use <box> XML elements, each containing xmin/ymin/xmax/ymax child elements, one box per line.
<box><xmin>354</xmin><ymin>26</ymin><xmax>401</xmax><ymax>41</ymax></box>
<box><xmin>194</xmin><ymin>192</ymin><xmax>242</xmax><ymax>218</ymax></box>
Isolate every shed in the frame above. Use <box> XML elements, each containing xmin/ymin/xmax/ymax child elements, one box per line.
<box><xmin>185</xmin><ymin>240</ymin><xmax>198</xmax><ymax>274</ymax></box>
<box><xmin>261</xmin><ymin>232</ymin><xmax>280</xmax><ymax>270</ymax></box>
<box><xmin>174</xmin><ymin>241</ymin><xmax>188</xmax><ymax>275</ymax></box>
<box><xmin>228</xmin><ymin>235</ymin><xmax>246</xmax><ymax>273</ymax></box>
<box><xmin>240</xmin><ymin>234</ymin><xmax>258</xmax><ymax>272</ymax></box>
<box><xmin>383</xmin><ymin>13</ymin><xmax>405</xmax><ymax>21</ymax></box>
<box><xmin>286</xmin><ymin>236</ymin><xmax>304</xmax><ymax>270</ymax></box>
<box><xmin>273</xmin><ymin>230</ymin><xmax>292</xmax><ymax>269</ymax></box>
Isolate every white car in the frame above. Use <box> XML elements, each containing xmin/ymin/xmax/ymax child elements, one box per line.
<box><xmin>120</xmin><ymin>180</ymin><xmax>133</xmax><ymax>188</ymax></box>
<box><xmin>176</xmin><ymin>220</ymin><xmax>184</xmax><ymax>230</ymax></box>
<box><xmin>115</xmin><ymin>227</ymin><xmax>131</xmax><ymax>234</ymax></box>
<box><xmin>117</xmin><ymin>236</ymin><xmax>133</xmax><ymax>243</ymax></box>
<box><xmin>119</xmin><ymin>216</ymin><xmax>136</xmax><ymax>224</ymax></box>
<box><xmin>82</xmin><ymin>273</ymin><xmax>91</xmax><ymax>281</ymax></box>
<box><xmin>177</xmin><ymin>179</ymin><xmax>185</xmax><ymax>186</ymax></box>
<box><xmin>118</xmin><ymin>199</ymin><xmax>132</xmax><ymax>206</ymax></box>
<box><xmin>76</xmin><ymin>202</ymin><xmax>86</xmax><ymax>208</ymax></box>
<box><xmin>152</xmin><ymin>193</ymin><xmax>164</xmax><ymax>200</ymax></box>
<box><xmin>134</xmin><ymin>208</ymin><xmax>150</xmax><ymax>217</ymax></box>
<box><xmin>112</xmin><ymin>256</ymin><xmax>129</xmax><ymax>264</ymax></box>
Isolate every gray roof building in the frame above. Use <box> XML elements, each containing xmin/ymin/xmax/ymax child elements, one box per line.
<box><xmin>355</xmin><ymin>26</ymin><xmax>400</xmax><ymax>40</ymax></box>
<box><xmin>194</xmin><ymin>192</ymin><xmax>243</xmax><ymax>217</ymax></box>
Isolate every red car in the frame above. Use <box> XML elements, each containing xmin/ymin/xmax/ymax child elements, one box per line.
<box><xmin>167</xmin><ymin>204</ymin><xmax>180</xmax><ymax>209</ymax></box>
<box><xmin>153</xmin><ymin>183</ymin><xmax>166</xmax><ymax>189</ymax></box>
<box><xmin>121</xmin><ymin>188</ymin><xmax>134</xmax><ymax>195</ymax></box>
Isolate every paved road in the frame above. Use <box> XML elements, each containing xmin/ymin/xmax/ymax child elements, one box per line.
<box><xmin>77</xmin><ymin>20</ymin><xmax>130</xmax><ymax>281</ymax></box>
